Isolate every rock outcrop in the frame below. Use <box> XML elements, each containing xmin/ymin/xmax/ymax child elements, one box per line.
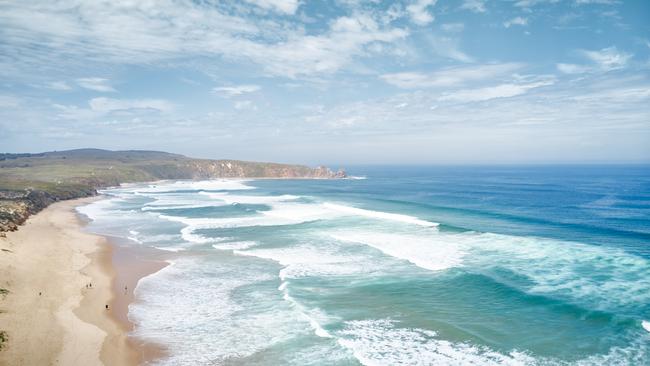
<box><xmin>0</xmin><ymin>189</ymin><xmax>96</xmax><ymax>232</ymax></box>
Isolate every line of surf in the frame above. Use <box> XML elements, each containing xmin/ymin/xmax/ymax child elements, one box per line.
<box><xmin>323</xmin><ymin>202</ymin><xmax>439</xmax><ymax>227</ymax></box>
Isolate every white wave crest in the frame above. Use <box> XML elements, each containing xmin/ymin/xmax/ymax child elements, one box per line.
<box><xmin>212</xmin><ymin>241</ymin><xmax>258</xmax><ymax>250</ymax></box>
<box><xmin>133</xmin><ymin>179</ymin><xmax>255</xmax><ymax>193</ymax></box>
<box><xmin>200</xmin><ymin>191</ymin><xmax>301</xmax><ymax>204</ymax></box>
<box><xmin>280</xmin><ymin>281</ymin><xmax>333</xmax><ymax>338</ymax></box>
<box><xmin>456</xmin><ymin>232</ymin><xmax>650</xmax><ymax>311</ymax></box>
<box><xmin>323</xmin><ymin>203</ymin><xmax>439</xmax><ymax>227</ymax></box>
<box><xmin>332</xmin><ymin>232</ymin><xmax>464</xmax><ymax>272</ymax></box>
<box><xmin>233</xmin><ymin>245</ymin><xmax>371</xmax><ymax>279</ymax></box>
<box><xmin>337</xmin><ymin>319</ymin><xmax>535</xmax><ymax>366</ymax></box>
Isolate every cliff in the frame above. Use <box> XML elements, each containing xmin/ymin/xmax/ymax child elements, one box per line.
<box><xmin>0</xmin><ymin>149</ymin><xmax>345</xmax><ymax>233</ymax></box>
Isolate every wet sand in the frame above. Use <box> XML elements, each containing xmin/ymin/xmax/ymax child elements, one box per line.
<box><xmin>103</xmin><ymin>236</ymin><xmax>170</xmax><ymax>362</ymax></box>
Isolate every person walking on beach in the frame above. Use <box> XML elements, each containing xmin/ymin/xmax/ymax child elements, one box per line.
<box><xmin>105</xmin><ymin>304</ymin><xmax>109</xmax><ymax>310</ymax></box>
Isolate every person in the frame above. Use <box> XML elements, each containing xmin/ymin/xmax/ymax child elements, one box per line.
<box><xmin>39</xmin><ymin>292</ymin><xmax>41</xmax><ymax>296</ymax></box>
<box><xmin>105</xmin><ymin>304</ymin><xmax>109</xmax><ymax>310</ymax></box>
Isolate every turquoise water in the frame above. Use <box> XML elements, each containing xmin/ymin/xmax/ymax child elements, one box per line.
<box><xmin>78</xmin><ymin>166</ymin><xmax>650</xmax><ymax>365</ymax></box>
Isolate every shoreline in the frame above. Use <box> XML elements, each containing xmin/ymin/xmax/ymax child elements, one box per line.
<box><xmin>101</xmin><ymin>234</ymin><xmax>170</xmax><ymax>363</ymax></box>
<box><xmin>0</xmin><ymin>197</ymin><xmax>168</xmax><ymax>365</ymax></box>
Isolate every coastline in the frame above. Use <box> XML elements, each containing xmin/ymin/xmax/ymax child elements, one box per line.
<box><xmin>0</xmin><ymin>197</ymin><xmax>167</xmax><ymax>365</ymax></box>
<box><xmin>99</xmin><ymin>235</ymin><xmax>170</xmax><ymax>363</ymax></box>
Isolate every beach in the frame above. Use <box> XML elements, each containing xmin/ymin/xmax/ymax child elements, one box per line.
<box><xmin>0</xmin><ymin>197</ymin><xmax>165</xmax><ymax>365</ymax></box>
<box><xmin>1</xmin><ymin>170</ymin><xmax>648</xmax><ymax>365</ymax></box>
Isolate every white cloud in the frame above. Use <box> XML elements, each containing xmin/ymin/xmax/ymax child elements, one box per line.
<box><xmin>575</xmin><ymin>0</ymin><xmax>618</xmax><ymax>5</ymax></box>
<box><xmin>76</xmin><ymin>78</ymin><xmax>116</xmax><ymax>92</ymax></box>
<box><xmin>427</xmin><ymin>35</ymin><xmax>474</xmax><ymax>62</ymax></box>
<box><xmin>234</xmin><ymin>100</ymin><xmax>257</xmax><ymax>110</ymax></box>
<box><xmin>558</xmin><ymin>47</ymin><xmax>633</xmax><ymax>74</ymax></box>
<box><xmin>581</xmin><ymin>46</ymin><xmax>632</xmax><ymax>71</ymax></box>
<box><xmin>514</xmin><ymin>0</ymin><xmax>560</xmax><ymax>8</ymax></box>
<box><xmin>504</xmin><ymin>17</ymin><xmax>528</xmax><ymax>28</ymax></box>
<box><xmin>88</xmin><ymin>97</ymin><xmax>174</xmax><ymax>113</ymax></box>
<box><xmin>406</xmin><ymin>0</ymin><xmax>437</xmax><ymax>25</ymax></box>
<box><xmin>0</xmin><ymin>95</ymin><xmax>21</xmax><ymax>108</ymax></box>
<box><xmin>243</xmin><ymin>0</ymin><xmax>300</xmax><ymax>14</ymax></box>
<box><xmin>437</xmin><ymin>80</ymin><xmax>554</xmax><ymax>103</ymax></box>
<box><xmin>54</xmin><ymin>97</ymin><xmax>174</xmax><ymax>121</ymax></box>
<box><xmin>297</xmin><ymin>72</ymin><xmax>649</xmax><ymax>163</ymax></box>
<box><xmin>0</xmin><ymin>2</ymin><xmax>408</xmax><ymax>79</ymax></box>
<box><xmin>380</xmin><ymin>63</ymin><xmax>522</xmax><ymax>89</ymax></box>
<box><xmin>556</xmin><ymin>63</ymin><xmax>591</xmax><ymax>74</ymax></box>
<box><xmin>213</xmin><ymin>85</ymin><xmax>261</xmax><ymax>97</ymax></box>
<box><xmin>44</xmin><ymin>81</ymin><xmax>72</xmax><ymax>91</ymax></box>
<box><xmin>441</xmin><ymin>23</ymin><xmax>465</xmax><ymax>33</ymax></box>
<box><xmin>460</xmin><ymin>0</ymin><xmax>487</xmax><ymax>13</ymax></box>
<box><xmin>257</xmin><ymin>15</ymin><xmax>408</xmax><ymax>77</ymax></box>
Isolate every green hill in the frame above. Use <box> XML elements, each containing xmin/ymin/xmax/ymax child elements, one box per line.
<box><xmin>0</xmin><ymin>149</ymin><xmax>345</xmax><ymax>232</ymax></box>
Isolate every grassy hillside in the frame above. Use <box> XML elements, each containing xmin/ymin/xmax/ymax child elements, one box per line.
<box><xmin>0</xmin><ymin>149</ymin><xmax>344</xmax><ymax>232</ymax></box>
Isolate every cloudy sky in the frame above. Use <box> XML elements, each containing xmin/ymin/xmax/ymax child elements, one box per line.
<box><xmin>0</xmin><ymin>0</ymin><xmax>648</xmax><ymax>164</ymax></box>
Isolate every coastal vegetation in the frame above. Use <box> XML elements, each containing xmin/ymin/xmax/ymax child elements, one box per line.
<box><xmin>0</xmin><ymin>149</ymin><xmax>344</xmax><ymax>232</ymax></box>
<box><xmin>0</xmin><ymin>331</ymin><xmax>7</xmax><ymax>350</ymax></box>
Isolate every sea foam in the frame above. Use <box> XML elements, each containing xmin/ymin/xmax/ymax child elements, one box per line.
<box><xmin>455</xmin><ymin>232</ymin><xmax>650</xmax><ymax>312</ymax></box>
<box><xmin>337</xmin><ymin>319</ymin><xmax>535</xmax><ymax>366</ymax></box>
<box><xmin>233</xmin><ymin>244</ymin><xmax>372</xmax><ymax>279</ymax></box>
<box><xmin>200</xmin><ymin>191</ymin><xmax>301</xmax><ymax>204</ymax></box>
<box><xmin>133</xmin><ymin>179</ymin><xmax>255</xmax><ymax>194</ymax></box>
<box><xmin>323</xmin><ymin>202</ymin><xmax>439</xmax><ymax>227</ymax></box>
<box><xmin>212</xmin><ymin>241</ymin><xmax>258</xmax><ymax>250</ymax></box>
<box><xmin>129</xmin><ymin>256</ymin><xmax>306</xmax><ymax>365</ymax></box>
<box><xmin>332</xmin><ymin>229</ymin><xmax>650</xmax><ymax>314</ymax></box>
<box><xmin>232</xmin><ymin>243</ymin><xmax>378</xmax><ymax>340</ymax></box>
<box><xmin>332</xmin><ymin>231</ymin><xmax>464</xmax><ymax>271</ymax></box>
<box><xmin>642</xmin><ymin>320</ymin><xmax>650</xmax><ymax>333</ymax></box>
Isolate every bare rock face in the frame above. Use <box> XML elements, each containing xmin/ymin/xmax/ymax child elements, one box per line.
<box><xmin>180</xmin><ymin>161</ymin><xmax>345</xmax><ymax>179</ymax></box>
<box><xmin>311</xmin><ymin>166</ymin><xmax>347</xmax><ymax>179</ymax></box>
<box><xmin>0</xmin><ymin>199</ymin><xmax>27</xmax><ymax>232</ymax></box>
<box><xmin>0</xmin><ymin>188</ymin><xmax>96</xmax><ymax>232</ymax></box>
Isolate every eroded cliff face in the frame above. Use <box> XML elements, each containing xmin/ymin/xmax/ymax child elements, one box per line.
<box><xmin>186</xmin><ymin>161</ymin><xmax>346</xmax><ymax>179</ymax></box>
<box><xmin>0</xmin><ymin>189</ymin><xmax>96</xmax><ymax>233</ymax></box>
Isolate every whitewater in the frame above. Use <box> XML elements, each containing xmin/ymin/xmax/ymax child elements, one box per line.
<box><xmin>77</xmin><ymin>166</ymin><xmax>650</xmax><ymax>365</ymax></box>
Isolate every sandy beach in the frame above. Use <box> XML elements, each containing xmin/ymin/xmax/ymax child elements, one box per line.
<box><xmin>0</xmin><ymin>197</ymin><xmax>166</xmax><ymax>365</ymax></box>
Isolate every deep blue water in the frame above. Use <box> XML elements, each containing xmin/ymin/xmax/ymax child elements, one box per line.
<box><xmin>254</xmin><ymin>165</ymin><xmax>650</xmax><ymax>254</ymax></box>
<box><xmin>80</xmin><ymin>165</ymin><xmax>650</xmax><ymax>365</ymax></box>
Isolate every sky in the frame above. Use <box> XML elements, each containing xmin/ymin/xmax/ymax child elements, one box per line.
<box><xmin>0</xmin><ymin>0</ymin><xmax>649</xmax><ymax>165</ymax></box>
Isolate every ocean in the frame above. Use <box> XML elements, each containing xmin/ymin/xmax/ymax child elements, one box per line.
<box><xmin>77</xmin><ymin>165</ymin><xmax>650</xmax><ymax>365</ymax></box>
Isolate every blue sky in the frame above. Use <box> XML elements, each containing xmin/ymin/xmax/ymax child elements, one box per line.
<box><xmin>0</xmin><ymin>0</ymin><xmax>648</xmax><ymax>164</ymax></box>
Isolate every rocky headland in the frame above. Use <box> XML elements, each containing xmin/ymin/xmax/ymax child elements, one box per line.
<box><xmin>0</xmin><ymin>149</ymin><xmax>345</xmax><ymax>233</ymax></box>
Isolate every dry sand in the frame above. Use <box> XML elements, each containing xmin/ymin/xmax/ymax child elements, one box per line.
<box><xmin>0</xmin><ymin>197</ymin><xmax>166</xmax><ymax>365</ymax></box>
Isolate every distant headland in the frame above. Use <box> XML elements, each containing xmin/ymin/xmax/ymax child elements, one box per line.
<box><xmin>0</xmin><ymin>148</ymin><xmax>345</xmax><ymax>233</ymax></box>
